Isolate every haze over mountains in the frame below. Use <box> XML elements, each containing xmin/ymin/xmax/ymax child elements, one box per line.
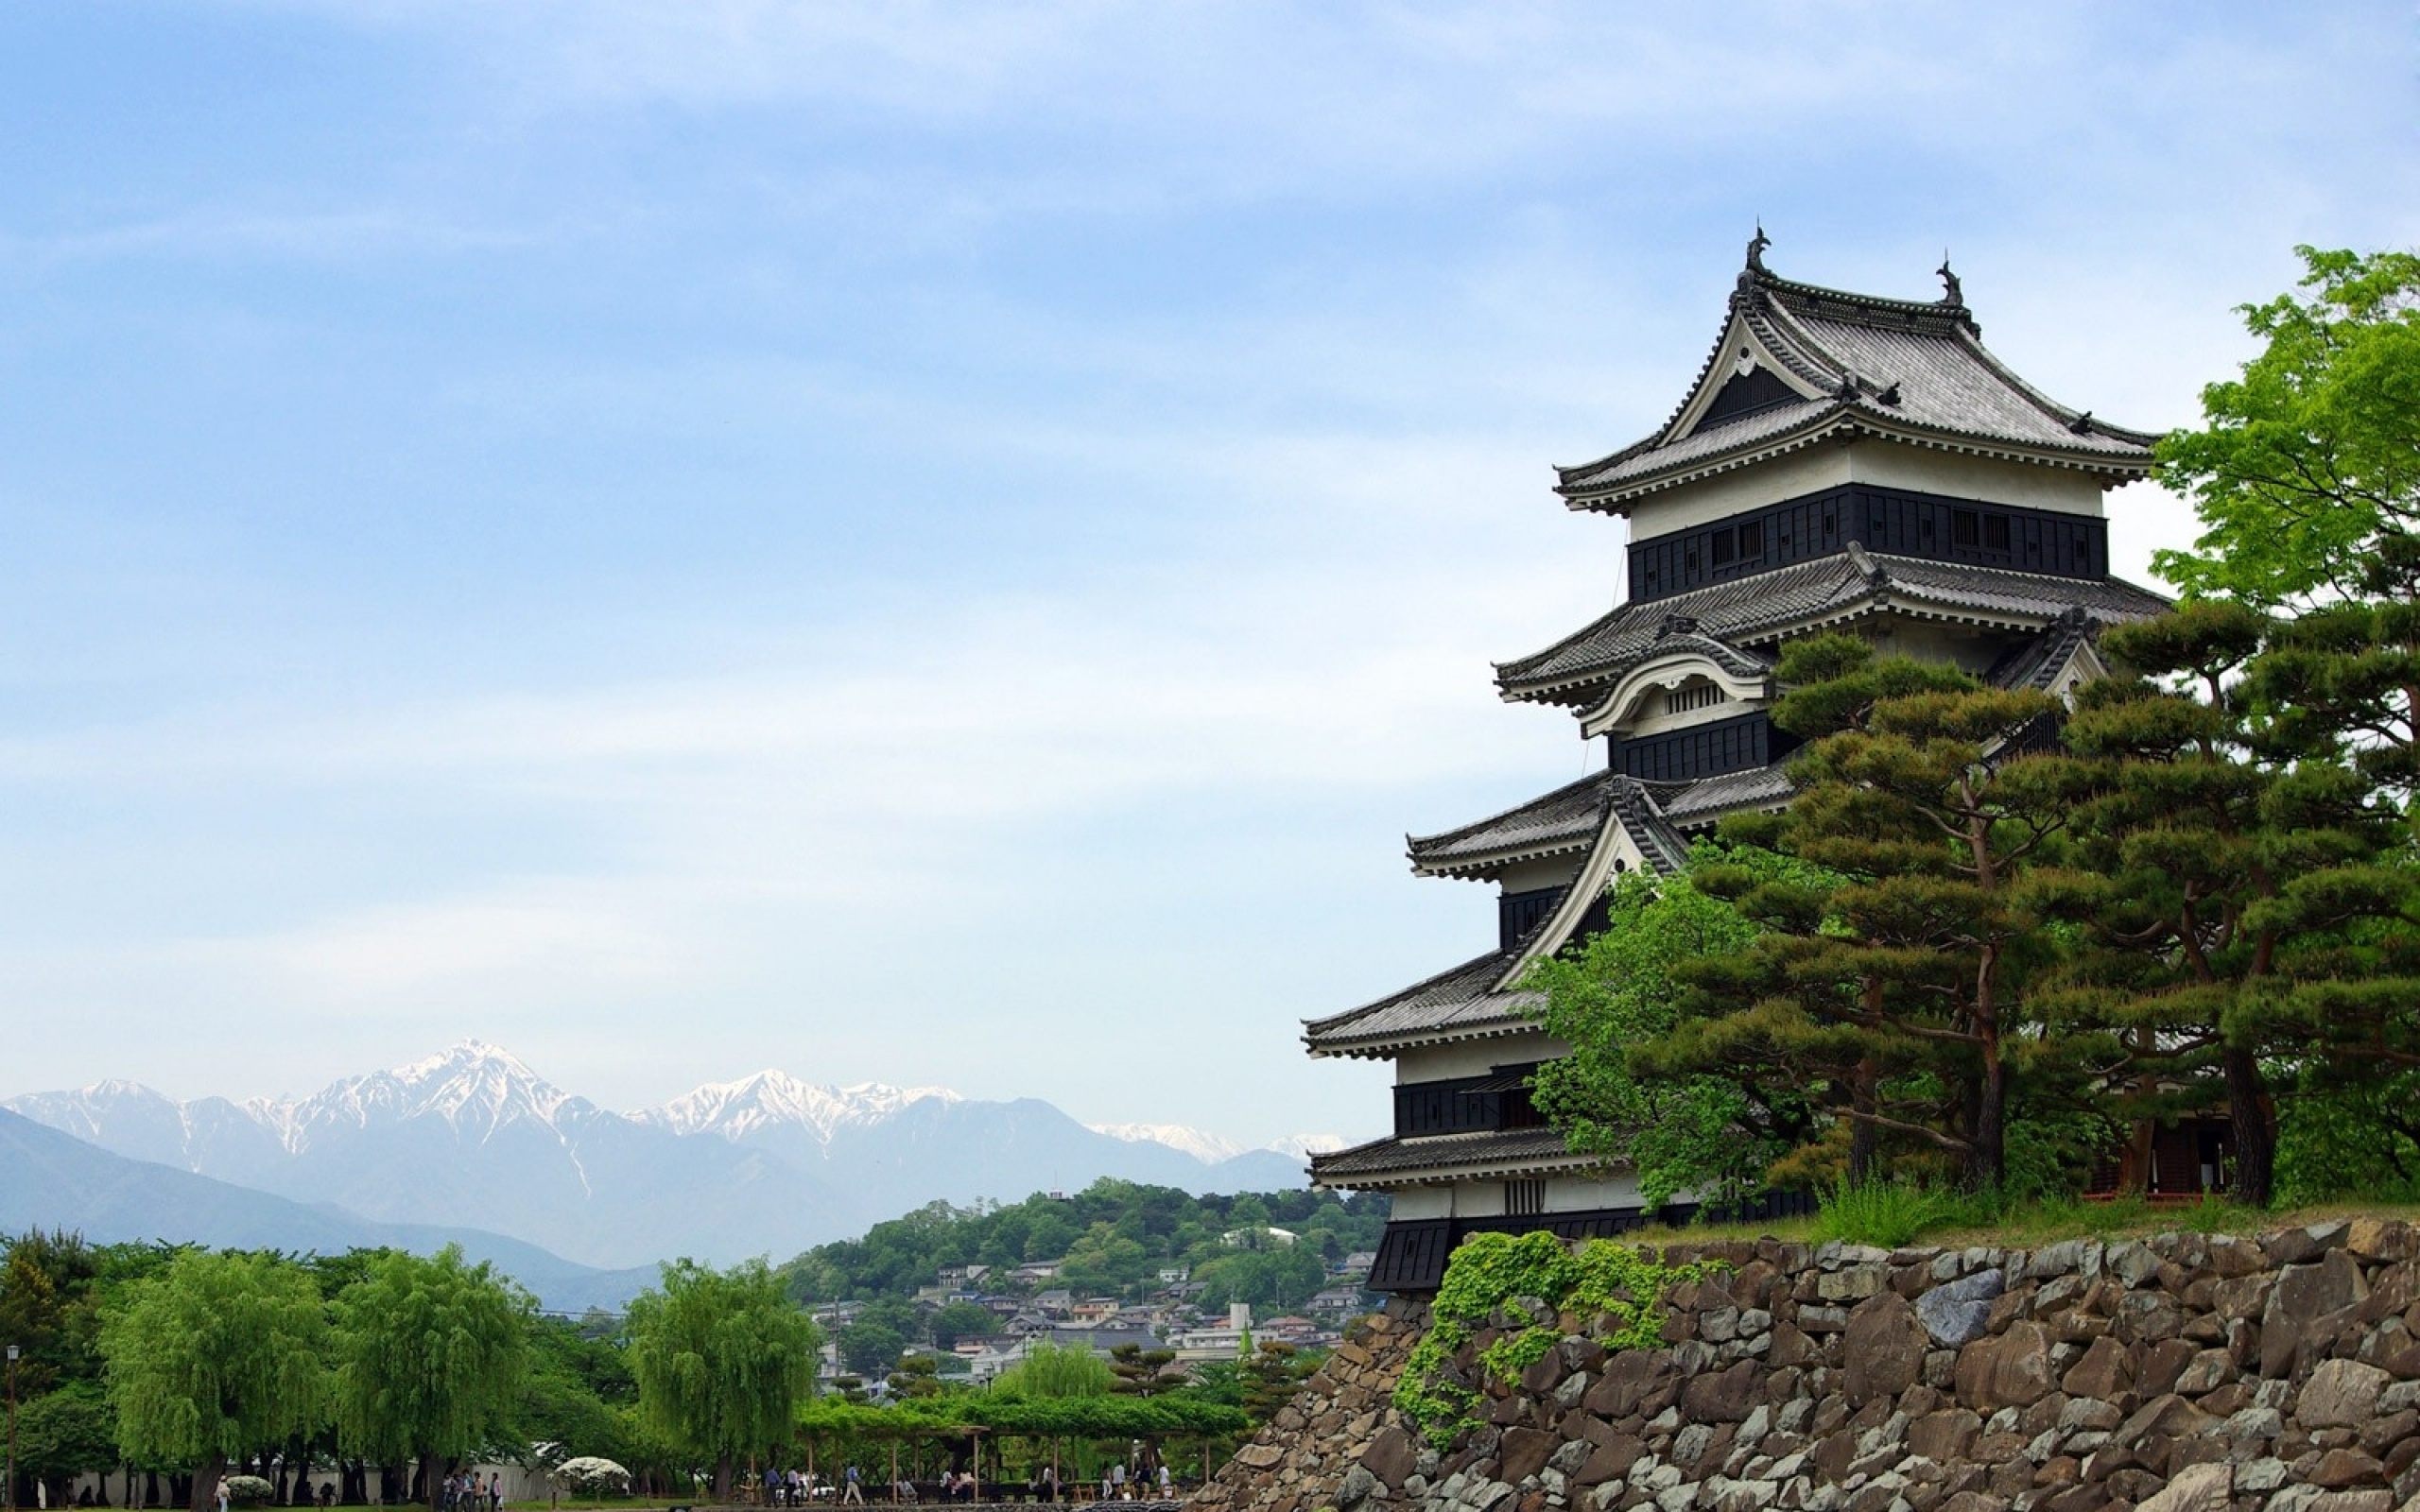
<box><xmin>4</xmin><ymin>1041</ymin><xmax>1342</xmax><ymax>1270</ymax></box>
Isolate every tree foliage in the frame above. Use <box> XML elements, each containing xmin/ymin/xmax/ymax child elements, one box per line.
<box><xmin>625</xmin><ymin>1258</ymin><xmax>820</xmax><ymax>1500</ymax></box>
<box><xmin>1524</xmin><ymin>848</ymin><xmax>1828</xmax><ymax>1206</ymax></box>
<box><xmin>330</xmin><ymin>1246</ymin><xmax>532</xmax><ymax>1503</ymax></box>
<box><xmin>776</xmin><ymin>1182</ymin><xmax>1384</xmax><ymax>1308</ymax></box>
<box><xmin>99</xmin><ymin>1249</ymin><xmax>329</xmax><ymax>1510</ymax></box>
<box><xmin>2152</xmin><ymin>247</ymin><xmax>2420</xmax><ymax>607</ymax></box>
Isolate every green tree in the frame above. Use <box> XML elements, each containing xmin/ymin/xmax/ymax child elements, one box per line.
<box><xmin>1107</xmin><ymin>1344</ymin><xmax>1182</xmax><ymax>1398</ymax></box>
<box><xmin>927</xmin><ymin>1301</ymin><xmax>995</xmax><ymax>1350</ymax></box>
<box><xmin>1236</xmin><ymin>1342</ymin><xmax>1312</xmax><ymax>1427</ymax></box>
<box><xmin>1666</xmin><ymin>636</ymin><xmax>2084</xmax><ymax>1191</ymax></box>
<box><xmin>17</xmin><ymin>1383</ymin><xmax>119</xmax><ymax>1505</ymax></box>
<box><xmin>625</xmin><ymin>1259</ymin><xmax>820</xmax><ymax>1502</ymax></box>
<box><xmin>988</xmin><ymin>1341</ymin><xmax>1110</xmax><ymax>1400</ymax></box>
<box><xmin>836</xmin><ymin>1321</ymin><xmax>906</xmax><ymax>1377</ymax></box>
<box><xmin>331</xmin><ymin>1247</ymin><xmax>530</xmax><ymax>1510</ymax></box>
<box><xmin>2152</xmin><ymin>247</ymin><xmax>2420</xmax><ymax>607</ymax></box>
<box><xmin>1523</xmin><ymin>850</ymin><xmax>1829</xmax><ymax>1206</ymax></box>
<box><xmin>2034</xmin><ymin>606</ymin><xmax>2420</xmax><ymax>1206</ymax></box>
<box><xmin>99</xmin><ymin>1249</ymin><xmax>329</xmax><ymax>1512</ymax></box>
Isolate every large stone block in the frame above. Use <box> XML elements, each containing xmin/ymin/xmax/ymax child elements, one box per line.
<box><xmin>1682</xmin><ymin>1360</ymin><xmax>1761</xmax><ymax>1424</ymax></box>
<box><xmin>2135</xmin><ymin>1461</ymin><xmax>2232</xmax><ymax>1512</ymax></box>
<box><xmin>1921</xmin><ymin>1271</ymin><xmax>2008</xmax><ymax>1348</ymax></box>
<box><xmin>1360</xmin><ymin>1426</ymin><xmax>1419</xmax><ymax>1490</ymax></box>
<box><xmin>1499</xmin><ymin>1428</ymin><xmax>1557</xmax><ymax>1484</ymax></box>
<box><xmin>1846</xmin><ymin>1293</ymin><xmax>1930</xmax><ymax>1407</ymax></box>
<box><xmin>2063</xmin><ymin>1335</ymin><xmax>2134</xmax><ymax>1400</ymax></box>
<box><xmin>1957</xmin><ymin>1321</ymin><xmax>2055</xmax><ymax>1410</ymax></box>
<box><xmin>2302</xmin><ymin>1360</ymin><xmax>2394</xmax><ymax>1430</ymax></box>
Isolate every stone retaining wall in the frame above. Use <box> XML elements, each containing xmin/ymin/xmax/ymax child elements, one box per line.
<box><xmin>1192</xmin><ymin>1219</ymin><xmax>2420</xmax><ymax>1512</ymax></box>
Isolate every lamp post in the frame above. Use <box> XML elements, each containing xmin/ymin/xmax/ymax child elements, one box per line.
<box><xmin>6</xmin><ymin>1342</ymin><xmax>19</xmax><ymax>1512</ymax></box>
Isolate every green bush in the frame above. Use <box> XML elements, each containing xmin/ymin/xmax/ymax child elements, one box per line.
<box><xmin>1392</xmin><ymin>1231</ymin><xmax>1717</xmax><ymax>1450</ymax></box>
<box><xmin>1811</xmin><ymin>1178</ymin><xmax>1981</xmax><ymax>1248</ymax></box>
<box><xmin>220</xmin><ymin>1477</ymin><xmax>276</xmax><ymax>1508</ymax></box>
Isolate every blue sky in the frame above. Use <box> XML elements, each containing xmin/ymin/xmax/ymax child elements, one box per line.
<box><xmin>3</xmin><ymin>2</ymin><xmax>2415</xmax><ymax>1147</ymax></box>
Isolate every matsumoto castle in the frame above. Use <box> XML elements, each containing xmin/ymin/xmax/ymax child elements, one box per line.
<box><xmin>1305</xmin><ymin>236</ymin><xmax>2172</xmax><ymax>1293</ymax></box>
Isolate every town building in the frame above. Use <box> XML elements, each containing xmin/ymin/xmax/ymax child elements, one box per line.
<box><xmin>1306</xmin><ymin>237</ymin><xmax>2170</xmax><ymax>1294</ymax></box>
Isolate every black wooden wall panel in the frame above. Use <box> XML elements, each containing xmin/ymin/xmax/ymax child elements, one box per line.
<box><xmin>1610</xmin><ymin>711</ymin><xmax>1794</xmax><ymax>782</ymax></box>
<box><xmin>1626</xmin><ymin>485</ymin><xmax>2106</xmax><ymax>602</ymax></box>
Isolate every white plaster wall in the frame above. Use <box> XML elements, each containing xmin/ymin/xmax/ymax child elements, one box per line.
<box><xmin>1390</xmin><ymin>1186</ymin><xmax>1454</xmax><ymax>1220</ymax></box>
<box><xmin>1625</xmin><ymin>439</ymin><xmax>2108</xmax><ymax>541</ymax></box>
<box><xmin>1546</xmin><ymin>1171</ymin><xmax>1647</xmax><ymax>1209</ymax></box>
<box><xmin>1396</xmin><ymin>1031</ymin><xmax>1563</xmax><ymax>1084</ymax></box>
<box><xmin>1497</xmin><ymin>855</ymin><xmax>1587</xmax><ymax>895</ymax></box>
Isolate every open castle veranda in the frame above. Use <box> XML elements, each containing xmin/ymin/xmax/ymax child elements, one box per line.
<box><xmin>1305</xmin><ymin>238</ymin><xmax>2175</xmax><ymax>1293</ymax></box>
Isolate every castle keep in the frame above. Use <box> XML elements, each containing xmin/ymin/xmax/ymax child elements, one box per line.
<box><xmin>1305</xmin><ymin>238</ymin><xmax>2173</xmax><ymax>1293</ymax></box>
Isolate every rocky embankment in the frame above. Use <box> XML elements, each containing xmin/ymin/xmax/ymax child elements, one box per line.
<box><xmin>1193</xmin><ymin>1219</ymin><xmax>2420</xmax><ymax>1512</ymax></box>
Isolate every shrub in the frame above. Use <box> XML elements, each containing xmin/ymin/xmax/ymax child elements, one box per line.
<box><xmin>220</xmin><ymin>1477</ymin><xmax>277</xmax><ymax>1508</ymax></box>
<box><xmin>553</xmin><ymin>1458</ymin><xmax>631</xmax><ymax>1498</ymax></box>
<box><xmin>1812</xmin><ymin>1177</ymin><xmax>1972</xmax><ymax>1248</ymax></box>
<box><xmin>1392</xmin><ymin>1231</ymin><xmax>1717</xmax><ymax>1450</ymax></box>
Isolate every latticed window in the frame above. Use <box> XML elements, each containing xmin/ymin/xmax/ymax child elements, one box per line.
<box><xmin>1504</xmin><ymin>1179</ymin><xmax>1546</xmax><ymax>1216</ymax></box>
<box><xmin>1664</xmin><ymin>681</ymin><xmax>1728</xmax><ymax>714</ymax></box>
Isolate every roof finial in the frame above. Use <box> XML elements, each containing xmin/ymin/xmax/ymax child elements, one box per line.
<box><xmin>1746</xmin><ymin>222</ymin><xmax>1771</xmax><ymax>275</ymax></box>
<box><xmin>1936</xmin><ymin>250</ymin><xmax>1962</xmax><ymax>306</ymax></box>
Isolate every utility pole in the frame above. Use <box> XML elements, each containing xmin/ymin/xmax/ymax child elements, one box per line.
<box><xmin>7</xmin><ymin>1342</ymin><xmax>19</xmax><ymax>1512</ymax></box>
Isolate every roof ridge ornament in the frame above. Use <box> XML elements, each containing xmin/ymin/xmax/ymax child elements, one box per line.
<box><xmin>1655</xmin><ymin>612</ymin><xmax>1701</xmax><ymax>640</ymax></box>
<box><xmin>2068</xmin><ymin>409</ymin><xmax>2096</xmax><ymax>435</ymax></box>
<box><xmin>1747</xmin><ymin>223</ymin><xmax>1771</xmax><ymax>275</ymax></box>
<box><xmin>1937</xmin><ymin>252</ymin><xmax>1963</xmax><ymax>307</ymax></box>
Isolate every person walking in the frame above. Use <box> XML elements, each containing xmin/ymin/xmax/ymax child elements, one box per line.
<box><xmin>842</xmin><ymin>1465</ymin><xmax>863</xmax><ymax>1506</ymax></box>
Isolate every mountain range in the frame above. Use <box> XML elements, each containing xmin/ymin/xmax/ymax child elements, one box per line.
<box><xmin>4</xmin><ymin>1040</ymin><xmax>1344</xmax><ymax>1272</ymax></box>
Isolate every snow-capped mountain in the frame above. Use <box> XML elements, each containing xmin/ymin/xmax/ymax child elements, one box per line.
<box><xmin>1089</xmin><ymin>1122</ymin><xmax>1349</xmax><ymax>1165</ymax></box>
<box><xmin>636</xmin><ymin>1070</ymin><xmax>960</xmax><ymax>1143</ymax></box>
<box><xmin>6</xmin><ymin>1042</ymin><xmax>1327</xmax><ymax>1270</ymax></box>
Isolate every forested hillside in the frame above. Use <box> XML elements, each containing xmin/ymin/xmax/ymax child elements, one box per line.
<box><xmin>775</xmin><ymin>1179</ymin><xmax>1388</xmax><ymax>1307</ymax></box>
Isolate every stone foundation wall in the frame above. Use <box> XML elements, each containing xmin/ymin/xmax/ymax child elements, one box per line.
<box><xmin>1193</xmin><ymin>1219</ymin><xmax>2420</xmax><ymax>1512</ymax></box>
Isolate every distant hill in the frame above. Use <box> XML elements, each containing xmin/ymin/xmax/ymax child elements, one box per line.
<box><xmin>6</xmin><ymin>1041</ymin><xmax>1350</xmax><ymax>1268</ymax></box>
<box><xmin>0</xmin><ymin>1107</ymin><xmax>655</xmax><ymax>1312</ymax></box>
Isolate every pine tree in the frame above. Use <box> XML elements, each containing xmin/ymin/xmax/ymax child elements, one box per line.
<box><xmin>1666</xmin><ymin>633</ymin><xmax>2083</xmax><ymax>1191</ymax></box>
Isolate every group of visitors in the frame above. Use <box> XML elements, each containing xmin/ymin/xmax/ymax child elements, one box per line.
<box><xmin>440</xmin><ymin>1474</ymin><xmax>504</xmax><ymax>1512</ymax></box>
<box><xmin>739</xmin><ymin>1457</ymin><xmax>1176</xmax><ymax>1506</ymax></box>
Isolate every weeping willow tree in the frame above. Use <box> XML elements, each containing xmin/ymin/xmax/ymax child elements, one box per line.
<box><xmin>331</xmin><ymin>1247</ymin><xmax>531</xmax><ymax>1510</ymax></box>
<box><xmin>100</xmin><ymin>1250</ymin><xmax>328</xmax><ymax>1512</ymax></box>
<box><xmin>626</xmin><ymin>1259</ymin><xmax>821</xmax><ymax>1502</ymax></box>
<box><xmin>988</xmin><ymin>1341</ymin><xmax>1112</xmax><ymax>1400</ymax></box>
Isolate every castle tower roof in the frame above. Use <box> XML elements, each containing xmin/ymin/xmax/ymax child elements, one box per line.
<box><xmin>1556</xmin><ymin>234</ymin><xmax>2159</xmax><ymax>512</ymax></box>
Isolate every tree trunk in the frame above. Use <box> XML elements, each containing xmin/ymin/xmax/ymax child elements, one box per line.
<box><xmin>416</xmin><ymin>1455</ymin><xmax>439</xmax><ymax>1512</ymax></box>
<box><xmin>192</xmin><ymin>1452</ymin><xmax>230</xmax><ymax>1512</ymax></box>
<box><xmin>2225</xmin><ymin>1046</ymin><xmax>2275</xmax><ymax>1207</ymax></box>
<box><xmin>1847</xmin><ymin>1057</ymin><xmax>1878</xmax><ymax>1189</ymax></box>
<box><xmin>713</xmin><ymin>1454</ymin><xmax>734</xmax><ymax>1505</ymax></box>
<box><xmin>1968</xmin><ymin>1050</ymin><xmax>2007</xmax><ymax>1194</ymax></box>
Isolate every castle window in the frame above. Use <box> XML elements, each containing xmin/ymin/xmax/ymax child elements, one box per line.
<box><xmin>1737</xmin><ymin>520</ymin><xmax>1764</xmax><ymax>558</ymax></box>
<box><xmin>1665</xmin><ymin>681</ymin><xmax>1728</xmax><ymax>714</ymax></box>
<box><xmin>1985</xmin><ymin>514</ymin><xmax>2012</xmax><ymax>551</ymax></box>
<box><xmin>1953</xmin><ymin>509</ymin><xmax>1979</xmax><ymax>546</ymax></box>
<box><xmin>1709</xmin><ymin>528</ymin><xmax>1736</xmax><ymax>565</ymax></box>
<box><xmin>1504</xmin><ymin>1179</ymin><xmax>1546</xmax><ymax>1216</ymax></box>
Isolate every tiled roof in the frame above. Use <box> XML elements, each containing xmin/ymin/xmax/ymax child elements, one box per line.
<box><xmin>1610</xmin><ymin>780</ymin><xmax>1690</xmax><ymax>875</ymax></box>
<box><xmin>1556</xmin><ymin>256</ymin><xmax>2158</xmax><ymax>505</ymax></box>
<box><xmin>1660</xmin><ymin>763</ymin><xmax>1795</xmax><ymax>825</ymax></box>
<box><xmin>1408</xmin><ymin>771</ymin><xmax>1620</xmax><ymax>877</ymax></box>
<box><xmin>1409</xmin><ymin>771</ymin><xmax>1695</xmax><ymax>880</ymax></box>
<box><xmin>1495</xmin><ymin>547</ymin><xmax>2172</xmax><ymax>705</ymax></box>
<box><xmin>1308</xmin><ymin>1126</ymin><xmax>1589</xmax><ymax>1186</ymax></box>
<box><xmin>1302</xmin><ymin>949</ymin><xmax>1542</xmax><ymax>1057</ymax></box>
<box><xmin>1986</xmin><ymin>605</ymin><xmax>2100</xmax><ymax>691</ymax></box>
